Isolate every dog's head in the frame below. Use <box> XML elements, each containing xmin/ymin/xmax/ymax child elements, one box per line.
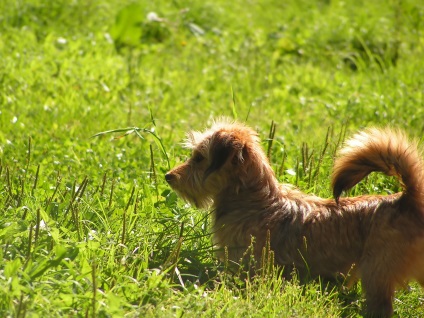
<box><xmin>165</xmin><ymin>119</ymin><xmax>268</xmax><ymax>208</ymax></box>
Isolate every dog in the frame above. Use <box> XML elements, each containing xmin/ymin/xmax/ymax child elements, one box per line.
<box><xmin>165</xmin><ymin>119</ymin><xmax>424</xmax><ymax>317</ymax></box>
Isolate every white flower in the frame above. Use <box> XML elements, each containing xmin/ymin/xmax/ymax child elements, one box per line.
<box><xmin>57</xmin><ymin>37</ymin><xmax>67</xmax><ymax>45</ymax></box>
<box><xmin>147</xmin><ymin>12</ymin><xmax>162</xmax><ymax>22</ymax></box>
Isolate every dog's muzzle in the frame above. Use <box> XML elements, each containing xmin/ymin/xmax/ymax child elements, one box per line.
<box><xmin>165</xmin><ymin>173</ymin><xmax>175</xmax><ymax>184</ymax></box>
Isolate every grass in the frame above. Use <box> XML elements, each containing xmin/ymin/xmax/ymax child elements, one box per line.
<box><xmin>1</xmin><ymin>0</ymin><xmax>424</xmax><ymax>316</ymax></box>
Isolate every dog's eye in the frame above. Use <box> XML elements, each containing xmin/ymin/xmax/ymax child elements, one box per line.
<box><xmin>192</xmin><ymin>152</ymin><xmax>204</xmax><ymax>163</ymax></box>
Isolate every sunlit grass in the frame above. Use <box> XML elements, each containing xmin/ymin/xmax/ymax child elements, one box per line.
<box><xmin>1</xmin><ymin>0</ymin><xmax>424</xmax><ymax>316</ymax></box>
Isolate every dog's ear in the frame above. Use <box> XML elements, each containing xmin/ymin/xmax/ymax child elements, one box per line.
<box><xmin>205</xmin><ymin>131</ymin><xmax>244</xmax><ymax>178</ymax></box>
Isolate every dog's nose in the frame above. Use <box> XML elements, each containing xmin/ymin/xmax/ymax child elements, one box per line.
<box><xmin>165</xmin><ymin>173</ymin><xmax>175</xmax><ymax>183</ymax></box>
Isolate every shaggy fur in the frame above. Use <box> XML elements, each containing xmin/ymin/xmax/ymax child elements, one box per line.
<box><xmin>165</xmin><ymin>119</ymin><xmax>424</xmax><ymax>317</ymax></box>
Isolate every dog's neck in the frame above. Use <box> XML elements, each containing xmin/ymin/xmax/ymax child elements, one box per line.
<box><xmin>213</xmin><ymin>164</ymin><xmax>282</xmax><ymax>219</ymax></box>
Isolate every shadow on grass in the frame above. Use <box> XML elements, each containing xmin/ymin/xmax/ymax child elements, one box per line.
<box><xmin>156</xmin><ymin>238</ymin><xmax>364</xmax><ymax>317</ymax></box>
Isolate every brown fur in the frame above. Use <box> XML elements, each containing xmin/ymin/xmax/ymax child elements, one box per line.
<box><xmin>165</xmin><ymin>119</ymin><xmax>424</xmax><ymax>317</ymax></box>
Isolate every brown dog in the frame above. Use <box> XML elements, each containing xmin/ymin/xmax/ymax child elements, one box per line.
<box><xmin>165</xmin><ymin>119</ymin><xmax>424</xmax><ymax>317</ymax></box>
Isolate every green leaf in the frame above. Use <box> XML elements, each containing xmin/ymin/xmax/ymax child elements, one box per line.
<box><xmin>29</xmin><ymin>245</ymin><xmax>79</xmax><ymax>280</ymax></box>
<box><xmin>110</xmin><ymin>3</ymin><xmax>144</xmax><ymax>49</ymax></box>
<box><xmin>4</xmin><ymin>258</ymin><xmax>22</xmax><ymax>279</ymax></box>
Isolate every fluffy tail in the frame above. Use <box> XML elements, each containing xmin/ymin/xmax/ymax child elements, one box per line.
<box><xmin>332</xmin><ymin>128</ymin><xmax>424</xmax><ymax>209</ymax></box>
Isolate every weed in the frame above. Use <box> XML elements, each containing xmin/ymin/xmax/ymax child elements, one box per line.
<box><xmin>1</xmin><ymin>0</ymin><xmax>424</xmax><ymax>316</ymax></box>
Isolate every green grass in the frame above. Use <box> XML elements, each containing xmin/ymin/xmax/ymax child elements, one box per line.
<box><xmin>1</xmin><ymin>0</ymin><xmax>424</xmax><ymax>316</ymax></box>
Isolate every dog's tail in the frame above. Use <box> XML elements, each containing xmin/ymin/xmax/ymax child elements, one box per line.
<box><xmin>332</xmin><ymin>127</ymin><xmax>424</xmax><ymax>210</ymax></box>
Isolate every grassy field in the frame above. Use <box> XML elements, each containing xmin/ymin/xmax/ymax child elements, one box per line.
<box><xmin>1</xmin><ymin>0</ymin><xmax>424</xmax><ymax>316</ymax></box>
